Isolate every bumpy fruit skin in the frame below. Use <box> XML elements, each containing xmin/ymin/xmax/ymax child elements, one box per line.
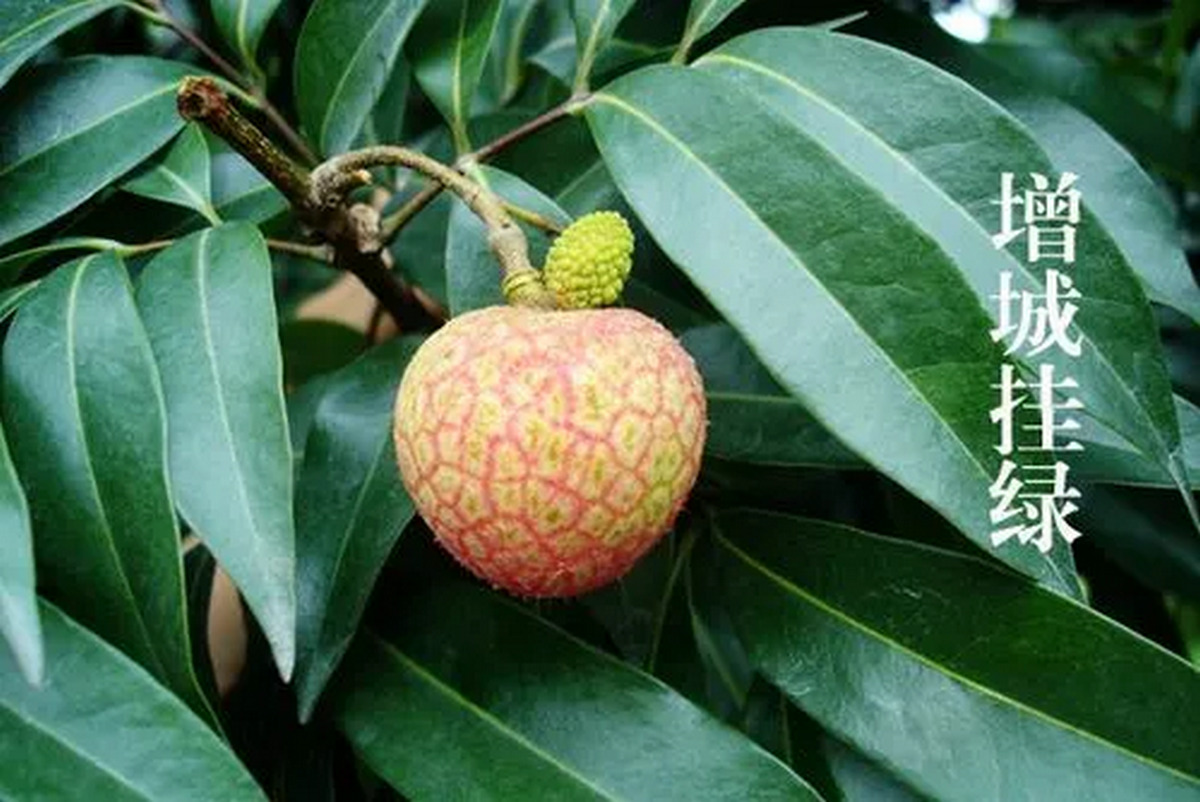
<box><xmin>393</xmin><ymin>305</ymin><xmax>706</xmax><ymax>597</ymax></box>
<box><xmin>543</xmin><ymin>211</ymin><xmax>634</xmax><ymax>309</ymax></box>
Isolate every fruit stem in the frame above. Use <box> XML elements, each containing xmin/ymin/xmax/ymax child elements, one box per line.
<box><xmin>312</xmin><ymin>147</ymin><xmax>557</xmax><ymax>309</ymax></box>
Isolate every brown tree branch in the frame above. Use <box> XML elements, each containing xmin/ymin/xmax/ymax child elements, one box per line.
<box><xmin>177</xmin><ymin>78</ymin><xmax>439</xmax><ymax>329</ymax></box>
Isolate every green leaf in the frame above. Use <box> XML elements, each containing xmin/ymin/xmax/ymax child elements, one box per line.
<box><xmin>695</xmin><ymin>29</ymin><xmax>1183</xmax><ymax>489</ymax></box>
<box><xmin>294</xmin><ymin>339</ymin><xmax>421</xmax><ymax>721</ymax></box>
<box><xmin>675</xmin><ymin>0</ymin><xmax>747</xmax><ymax>62</ymax></box>
<box><xmin>123</xmin><ymin>124</ymin><xmax>221</xmax><ymax>225</ymax></box>
<box><xmin>586</xmin><ymin>65</ymin><xmax>1078</xmax><ymax>595</ymax></box>
<box><xmin>849</xmin><ymin>10</ymin><xmax>1200</xmax><ymax>325</ymax></box>
<box><xmin>332</xmin><ymin>574</ymin><xmax>820</xmax><ymax>800</ymax></box>
<box><xmin>407</xmin><ymin>0</ymin><xmax>504</xmax><ymax>153</ymax></box>
<box><xmin>0</xmin><ymin>56</ymin><xmax>193</xmax><ymax>248</ymax></box>
<box><xmin>279</xmin><ymin>319</ymin><xmax>366</xmax><ymax>388</ymax></box>
<box><xmin>0</xmin><ymin>602</ymin><xmax>266</xmax><ymax>801</ymax></box>
<box><xmin>211</xmin><ymin>0</ymin><xmax>283</xmax><ymax>71</ymax></box>
<box><xmin>445</xmin><ymin>166</ymin><xmax>569</xmax><ymax>315</ymax></box>
<box><xmin>210</xmin><ymin>147</ymin><xmax>288</xmax><ymax>224</ymax></box>
<box><xmin>570</xmin><ymin>0</ymin><xmax>637</xmax><ymax>91</ymax></box>
<box><xmin>0</xmin><ymin>417</ymin><xmax>40</xmax><ymax>686</ymax></box>
<box><xmin>0</xmin><ymin>281</ymin><xmax>38</xmax><ymax>324</ymax></box>
<box><xmin>0</xmin><ymin>236</ymin><xmax>123</xmax><ymax>287</ymax></box>
<box><xmin>0</xmin><ymin>0</ymin><xmax>120</xmax><ymax>88</ymax></box>
<box><xmin>707</xmin><ymin>508</ymin><xmax>1200</xmax><ymax>800</ymax></box>
<box><xmin>295</xmin><ymin>0</ymin><xmax>431</xmax><ymax>157</ymax></box>
<box><xmin>136</xmin><ymin>224</ymin><xmax>296</xmax><ymax>680</ymax></box>
<box><xmin>477</xmin><ymin>0</ymin><xmax>541</xmax><ymax>110</ymax></box>
<box><xmin>1</xmin><ymin>252</ymin><xmax>215</xmax><ymax>724</ymax></box>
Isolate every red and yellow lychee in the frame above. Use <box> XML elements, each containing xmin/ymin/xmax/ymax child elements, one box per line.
<box><xmin>392</xmin><ymin>305</ymin><xmax>706</xmax><ymax>597</ymax></box>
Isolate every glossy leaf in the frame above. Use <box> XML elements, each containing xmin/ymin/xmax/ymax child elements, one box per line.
<box><xmin>295</xmin><ymin>0</ymin><xmax>430</xmax><ymax>156</ymax></box>
<box><xmin>0</xmin><ymin>417</ymin><xmax>39</xmax><ymax>685</ymax></box>
<box><xmin>849</xmin><ymin>10</ymin><xmax>1200</xmax><ymax>325</ymax></box>
<box><xmin>0</xmin><ymin>281</ymin><xmax>38</xmax><ymax>324</ymax></box>
<box><xmin>676</xmin><ymin>0</ymin><xmax>747</xmax><ymax>61</ymax></box>
<box><xmin>0</xmin><ymin>602</ymin><xmax>265</xmax><ymax>801</ymax></box>
<box><xmin>0</xmin><ymin>0</ymin><xmax>120</xmax><ymax>88</ymax></box>
<box><xmin>212</xmin><ymin>0</ymin><xmax>283</xmax><ymax>70</ymax></box>
<box><xmin>407</xmin><ymin>0</ymin><xmax>503</xmax><ymax>152</ymax></box>
<box><xmin>0</xmin><ymin>56</ymin><xmax>192</xmax><ymax>248</ymax></box>
<box><xmin>445</xmin><ymin>166</ymin><xmax>569</xmax><ymax>315</ymax></box>
<box><xmin>136</xmin><ymin>225</ymin><xmax>296</xmax><ymax>680</ymax></box>
<box><xmin>209</xmin><ymin>147</ymin><xmax>288</xmax><ymax>224</ymax></box>
<box><xmin>0</xmin><ymin>236</ymin><xmax>122</xmax><ymax>286</ymax></box>
<box><xmin>695</xmin><ymin>29</ymin><xmax>1183</xmax><ymax>488</ymax></box>
<box><xmin>569</xmin><ymin>0</ymin><xmax>637</xmax><ymax>91</ymax></box>
<box><xmin>1</xmin><ymin>252</ymin><xmax>214</xmax><ymax>723</ymax></box>
<box><xmin>708</xmin><ymin>508</ymin><xmax>1200</xmax><ymax>800</ymax></box>
<box><xmin>294</xmin><ymin>339</ymin><xmax>421</xmax><ymax>721</ymax></box>
<box><xmin>123</xmin><ymin>124</ymin><xmax>220</xmax><ymax>224</ymax></box>
<box><xmin>477</xmin><ymin>0</ymin><xmax>541</xmax><ymax>109</ymax></box>
<box><xmin>332</xmin><ymin>575</ymin><xmax>819</xmax><ymax>800</ymax></box>
<box><xmin>586</xmin><ymin>65</ymin><xmax>1078</xmax><ymax>594</ymax></box>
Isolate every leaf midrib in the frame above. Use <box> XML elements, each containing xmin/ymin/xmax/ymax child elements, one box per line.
<box><xmin>64</xmin><ymin>256</ymin><xmax>167</xmax><ymax>681</ymax></box>
<box><xmin>0</xmin><ymin>703</ymin><xmax>152</xmax><ymax>799</ymax></box>
<box><xmin>697</xmin><ymin>48</ymin><xmax>1175</xmax><ymax>467</ymax></box>
<box><xmin>367</xmin><ymin>635</ymin><xmax>619</xmax><ymax>800</ymax></box>
<box><xmin>0</xmin><ymin>0</ymin><xmax>108</xmax><ymax>53</ymax></box>
<box><xmin>0</xmin><ymin>83</ymin><xmax>176</xmax><ymax>180</ymax></box>
<box><xmin>715</xmin><ymin>528</ymin><xmax>1200</xmax><ymax>786</ymax></box>
<box><xmin>316</xmin><ymin>0</ymin><xmax>422</xmax><ymax>152</ymax></box>
<box><xmin>190</xmin><ymin>231</ymin><xmax>272</xmax><ymax>603</ymax></box>
<box><xmin>591</xmin><ymin>91</ymin><xmax>1069</xmax><ymax>591</ymax></box>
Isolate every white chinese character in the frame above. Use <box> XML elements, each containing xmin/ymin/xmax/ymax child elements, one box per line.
<box><xmin>992</xmin><ymin>172</ymin><xmax>1081</xmax><ymax>263</ymax></box>
<box><xmin>990</xmin><ymin>270</ymin><xmax>1082</xmax><ymax>357</ymax></box>
<box><xmin>989</xmin><ymin>460</ymin><xmax>1083</xmax><ymax>553</ymax></box>
<box><xmin>1023</xmin><ymin>364</ymin><xmax>1084</xmax><ymax>453</ymax></box>
<box><xmin>990</xmin><ymin>364</ymin><xmax>1026</xmax><ymax>456</ymax></box>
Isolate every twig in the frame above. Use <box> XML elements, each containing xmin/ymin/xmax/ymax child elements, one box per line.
<box><xmin>379</xmin><ymin>182</ymin><xmax>443</xmax><ymax>244</ymax></box>
<box><xmin>379</xmin><ymin>96</ymin><xmax>590</xmax><ymax>246</ymax></box>
<box><xmin>134</xmin><ymin>0</ymin><xmax>316</xmax><ymax>164</ymax></box>
<box><xmin>266</xmin><ymin>239</ymin><xmax>333</xmax><ymax>262</ymax></box>
<box><xmin>312</xmin><ymin>147</ymin><xmax>556</xmax><ymax>309</ymax></box>
<box><xmin>177</xmin><ymin>77</ymin><xmax>436</xmax><ymax>328</ymax></box>
<box><xmin>503</xmin><ymin>202</ymin><xmax>565</xmax><ymax>234</ymax></box>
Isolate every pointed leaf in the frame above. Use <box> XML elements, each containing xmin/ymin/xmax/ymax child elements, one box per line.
<box><xmin>1</xmin><ymin>252</ymin><xmax>215</xmax><ymax>722</ymax></box>
<box><xmin>211</xmin><ymin>0</ymin><xmax>283</xmax><ymax>70</ymax></box>
<box><xmin>0</xmin><ymin>56</ymin><xmax>193</xmax><ymax>248</ymax></box>
<box><xmin>0</xmin><ymin>602</ymin><xmax>265</xmax><ymax>801</ymax></box>
<box><xmin>294</xmin><ymin>339</ymin><xmax>421</xmax><ymax>721</ymax></box>
<box><xmin>586</xmin><ymin>65</ymin><xmax>1078</xmax><ymax>594</ymax></box>
<box><xmin>446</xmin><ymin>166</ymin><xmax>569</xmax><ymax>315</ymax></box>
<box><xmin>0</xmin><ymin>417</ymin><xmax>40</xmax><ymax>685</ymax></box>
<box><xmin>296</xmin><ymin>0</ymin><xmax>431</xmax><ymax>156</ymax></box>
<box><xmin>677</xmin><ymin>0</ymin><xmax>747</xmax><ymax>61</ymax></box>
<box><xmin>570</xmin><ymin>0</ymin><xmax>637</xmax><ymax>91</ymax></box>
<box><xmin>124</xmin><ymin>124</ymin><xmax>220</xmax><ymax>224</ymax></box>
<box><xmin>407</xmin><ymin>0</ymin><xmax>504</xmax><ymax>152</ymax></box>
<box><xmin>332</xmin><ymin>575</ymin><xmax>820</xmax><ymax>800</ymax></box>
<box><xmin>0</xmin><ymin>0</ymin><xmax>120</xmax><ymax>88</ymax></box>
<box><xmin>696</xmin><ymin>29</ymin><xmax>1182</xmax><ymax>485</ymax></box>
<box><xmin>849</xmin><ymin>10</ymin><xmax>1200</xmax><ymax>325</ymax></box>
<box><xmin>708</xmin><ymin>508</ymin><xmax>1200</xmax><ymax>800</ymax></box>
<box><xmin>136</xmin><ymin>225</ymin><xmax>296</xmax><ymax>680</ymax></box>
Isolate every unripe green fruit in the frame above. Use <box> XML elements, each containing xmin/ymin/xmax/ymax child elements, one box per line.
<box><xmin>542</xmin><ymin>211</ymin><xmax>634</xmax><ymax>310</ymax></box>
<box><xmin>392</xmin><ymin>305</ymin><xmax>706</xmax><ymax>597</ymax></box>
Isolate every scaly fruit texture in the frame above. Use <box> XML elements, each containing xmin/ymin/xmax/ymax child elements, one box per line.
<box><xmin>393</xmin><ymin>305</ymin><xmax>706</xmax><ymax>597</ymax></box>
<box><xmin>542</xmin><ymin>211</ymin><xmax>634</xmax><ymax>309</ymax></box>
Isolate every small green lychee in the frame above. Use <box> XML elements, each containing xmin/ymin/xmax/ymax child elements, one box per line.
<box><xmin>392</xmin><ymin>305</ymin><xmax>706</xmax><ymax>597</ymax></box>
<box><xmin>542</xmin><ymin>211</ymin><xmax>634</xmax><ymax>310</ymax></box>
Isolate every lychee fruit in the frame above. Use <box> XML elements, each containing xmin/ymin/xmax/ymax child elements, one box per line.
<box><xmin>392</xmin><ymin>305</ymin><xmax>706</xmax><ymax>597</ymax></box>
<box><xmin>542</xmin><ymin>211</ymin><xmax>635</xmax><ymax>309</ymax></box>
